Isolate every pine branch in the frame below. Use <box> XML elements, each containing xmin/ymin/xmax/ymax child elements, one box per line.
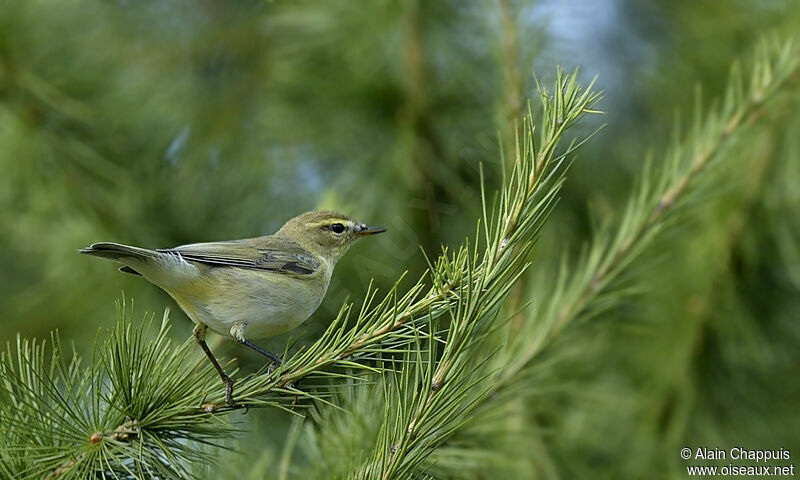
<box><xmin>0</xmin><ymin>69</ymin><xmax>600</xmax><ymax>478</ymax></box>
<box><xmin>499</xmin><ymin>37</ymin><xmax>800</xmax><ymax>384</ymax></box>
<box><xmin>0</xmin><ymin>306</ymin><xmax>234</xmax><ymax>479</ymax></box>
<box><xmin>339</xmin><ymin>36</ymin><xmax>799</xmax><ymax>480</ymax></box>
<box><xmin>212</xmin><ymin>68</ymin><xmax>601</xmax><ymax>414</ymax></box>
<box><xmin>338</xmin><ymin>70</ymin><xmax>602</xmax><ymax>479</ymax></box>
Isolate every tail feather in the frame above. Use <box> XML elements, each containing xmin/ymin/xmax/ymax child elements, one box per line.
<box><xmin>78</xmin><ymin>242</ymin><xmax>158</xmax><ymax>262</ymax></box>
<box><xmin>80</xmin><ymin>241</ymin><xmax>198</xmax><ymax>287</ymax></box>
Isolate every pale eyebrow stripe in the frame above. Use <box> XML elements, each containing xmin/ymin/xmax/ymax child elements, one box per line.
<box><xmin>313</xmin><ymin>220</ymin><xmax>353</xmax><ymax>228</ymax></box>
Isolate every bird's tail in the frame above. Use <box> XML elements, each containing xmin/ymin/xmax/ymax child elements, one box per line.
<box><xmin>79</xmin><ymin>242</ymin><xmax>158</xmax><ymax>262</ymax></box>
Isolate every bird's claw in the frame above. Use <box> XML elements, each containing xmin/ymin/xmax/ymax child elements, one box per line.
<box><xmin>224</xmin><ymin>377</ymin><xmax>237</xmax><ymax>408</ymax></box>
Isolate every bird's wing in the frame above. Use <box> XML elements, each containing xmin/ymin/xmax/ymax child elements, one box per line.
<box><xmin>159</xmin><ymin>236</ymin><xmax>321</xmax><ymax>275</ymax></box>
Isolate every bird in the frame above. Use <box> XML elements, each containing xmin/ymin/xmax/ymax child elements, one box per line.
<box><xmin>79</xmin><ymin>210</ymin><xmax>386</xmax><ymax>406</ymax></box>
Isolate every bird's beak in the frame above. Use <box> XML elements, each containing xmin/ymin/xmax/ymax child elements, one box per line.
<box><xmin>356</xmin><ymin>224</ymin><xmax>387</xmax><ymax>236</ymax></box>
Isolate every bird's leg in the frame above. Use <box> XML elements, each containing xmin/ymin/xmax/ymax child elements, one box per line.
<box><xmin>193</xmin><ymin>323</ymin><xmax>237</xmax><ymax>408</ymax></box>
<box><xmin>230</xmin><ymin>323</ymin><xmax>283</xmax><ymax>367</ymax></box>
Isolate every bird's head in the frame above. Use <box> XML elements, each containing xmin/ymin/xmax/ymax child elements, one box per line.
<box><xmin>277</xmin><ymin>210</ymin><xmax>386</xmax><ymax>263</ymax></box>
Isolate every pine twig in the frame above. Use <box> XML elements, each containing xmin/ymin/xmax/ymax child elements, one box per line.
<box><xmin>0</xmin><ymin>69</ymin><xmax>601</xmax><ymax>479</ymax></box>
<box><xmin>500</xmin><ymin>37</ymin><xmax>800</xmax><ymax>383</ymax></box>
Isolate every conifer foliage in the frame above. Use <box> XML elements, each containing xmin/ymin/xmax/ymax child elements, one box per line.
<box><xmin>0</xmin><ymin>2</ymin><xmax>799</xmax><ymax>479</ymax></box>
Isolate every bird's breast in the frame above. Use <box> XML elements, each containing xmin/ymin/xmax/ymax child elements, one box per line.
<box><xmin>171</xmin><ymin>266</ymin><xmax>331</xmax><ymax>339</ymax></box>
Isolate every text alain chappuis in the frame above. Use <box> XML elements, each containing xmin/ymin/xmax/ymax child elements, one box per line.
<box><xmin>681</xmin><ymin>447</ymin><xmax>794</xmax><ymax>477</ymax></box>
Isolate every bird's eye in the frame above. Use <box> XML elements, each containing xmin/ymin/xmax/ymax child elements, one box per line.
<box><xmin>330</xmin><ymin>223</ymin><xmax>346</xmax><ymax>234</ymax></box>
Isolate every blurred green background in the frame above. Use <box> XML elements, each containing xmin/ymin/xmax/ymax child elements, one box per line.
<box><xmin>1</xmin><ymin>0</ymin><xmax>799</xmax><ymax>478</ymax></box>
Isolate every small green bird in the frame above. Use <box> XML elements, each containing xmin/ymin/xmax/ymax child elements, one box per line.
<box><xmin>80</xmin><ymin>211</ymin><xmax>385</xmax><ymax>406</ymax></box>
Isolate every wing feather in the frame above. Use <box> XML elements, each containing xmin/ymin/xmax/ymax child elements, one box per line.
<box><xmin>158</xmin><ymin>236</ymin><xmax>320</xmax><ymax>276</ymax></box>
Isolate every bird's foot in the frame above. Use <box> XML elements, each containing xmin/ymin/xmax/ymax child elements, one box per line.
<box><xmin>223</xmin><ymin>376</ymin><xmax>237</xmax><ymax>408</ymax></box>
<box><xmin>266</xmin><ymin>361</ymin><xmax>281</xmax><ymax>376</ymax></box>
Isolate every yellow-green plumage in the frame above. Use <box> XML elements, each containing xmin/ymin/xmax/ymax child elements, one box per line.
<box><xmin>79</xmin><ymin>210</ymin><xmax>385</xmax><ymax>406</ymax></box>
